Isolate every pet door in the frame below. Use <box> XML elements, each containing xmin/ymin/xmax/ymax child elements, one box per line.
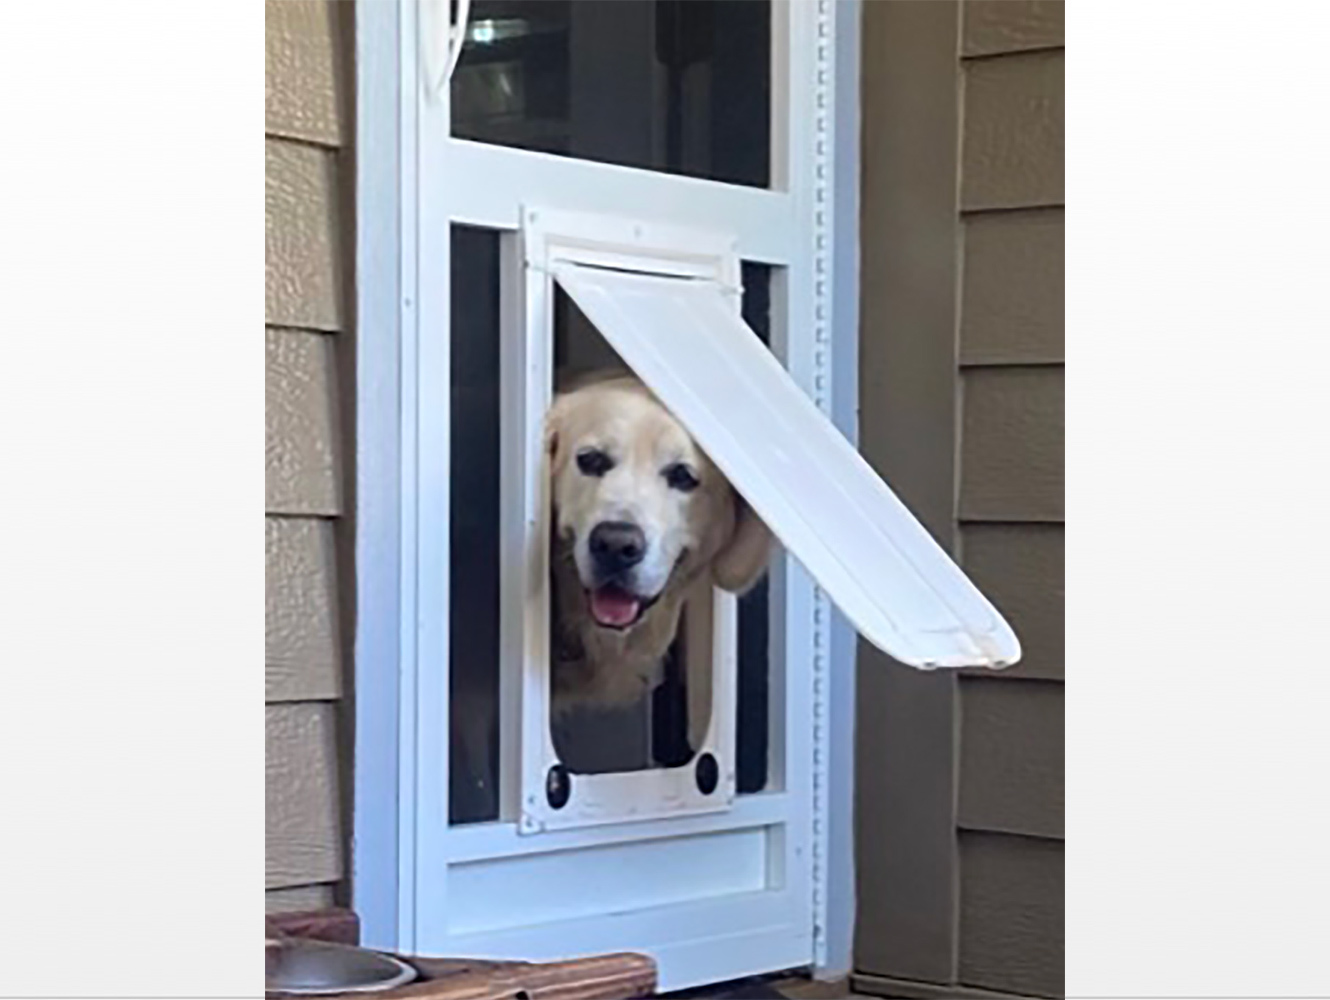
<box><xmin>513</xmin><ymin>210</ymin><xmax>747</xmax><ymax>833</ymax></box>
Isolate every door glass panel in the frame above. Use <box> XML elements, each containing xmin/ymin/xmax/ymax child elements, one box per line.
<box><xmin>452</xmin><ymin>0</ymin><xmax>771</xmax><ymax>188</ymax></box>
<box><xmin>445</xmin><ymin>239</ymin><xmax>777</xmax><ymax>806</ymax></box>
<box><xmin>736</xmin><ymin>263</ymin><xmax>770</xmax><ymax>794</ymax></box>
<box><xmin>449</xmin><ymin>225</ymin><xmax>502</xmax><ymax>825</ymax></box>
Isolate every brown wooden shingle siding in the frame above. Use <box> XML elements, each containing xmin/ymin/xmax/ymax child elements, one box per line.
<box><xmin>961</xmin><ymin>209</ymin><xmax>1064</xmax><ymax>366</ymax></box>
<box><xmin>962</xmin><ymin>1</ymin><xmax>1065</xmax><ymax>58</ymax></box>
<box><xmin>266</xmin><ymin>702</ymin><xmax>343</xmax><ymax>889</ymax></box>
<box><xmin>953</xmin><ymin>5</ymin><xmax>1064</xmax><ymax>995</ymax></box>
<box><xmin>265</xmin><ymin>140</ymin><xmax>344</xmax><ymax>332</ymax></box>
<box><xmin>266</xmin><ymin>882</ymin><xmax>337</xmax><ymax>914</ymax></box>
<box><xmin>961</xmin><ymin>524</ymin><xmax>1064</xmax><ymax>681</ymax></box>
<box><xmin>265</xmin><ymin>0</ymin><xmax>345</xmax><ymax>147</ymax></box>
<box><xmin>961</xmin><ymin>50</ymin><xmax>1064</xmax><ymax>211</ymax></box>
<box><xmin>266</xmin><ymin>517</ymin><xmax>341</xmax><ymax>702</ymax></box>
<box><xmin>959</xmin><ymin>366</ymin><xmax>1064</xmax><ymax>522</ymax></box>
<box><xmin>959</xmin><ymin>679</ymin><xmax>1064</xmax><ymax>838</ymax></box>
<box><xmin>265</xmin><ymin>327</ymin><xmax>342</xmax><ymax>516</ymax></box>
<box><xmin>857</xmin><ymin>3</ymin><xmax>1063</xmax><ymax>997</ymax></box>
<box><xmin>264</xmin><ymin>0</ymin><xmax>351</xmax><ymax>912</ymax></box>
<box><xmin>959</xmin><ymin>833</ymin><xmax>1065</xmax><ymax>998</ymax></box>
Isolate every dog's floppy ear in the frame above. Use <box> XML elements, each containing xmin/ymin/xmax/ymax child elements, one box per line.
<box><xmin>712</xmin><ymin>495</ymin><xmax>773</xmax><ymax>594</ymax></box>
<box><xmin>544</xmin><ymin>395</ymin><xmax>571</xmax><ymax>474</ymax></box>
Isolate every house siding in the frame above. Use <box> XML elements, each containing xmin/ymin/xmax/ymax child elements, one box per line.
<box><xmin>854</xmin><ymin>1</ymin><xmax>965</xmax><ymax>987</ymax></box>
<box><xmin>856</xmin><ymin>3</ymin><xmax>1064</xmax><ymax>998</ymax></box>
<box><xmin>265</xmin><ymin>0</ymin><xmax>352</xmax><ymax>910</ymax></box>
<box><xmin>956</xmin><ymin>5</ymin><xmax>1064</xmax><ymax>991</ymax></box>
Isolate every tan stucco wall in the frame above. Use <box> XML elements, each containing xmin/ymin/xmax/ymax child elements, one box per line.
<box><xmin>855</xmin><ymin>3</ymin><xmax>1064</xmax><ymax>997</ymax></box>
<box><xmin>264</xmin><ymin>0</ymin><xmax>351</xmax><ymax>913</ymax></box>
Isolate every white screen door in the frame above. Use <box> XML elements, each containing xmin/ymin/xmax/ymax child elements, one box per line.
<box><xmin>355</xmin><ymin>1</ymin><xmax>847</xmax><ymax>990</ymax></box>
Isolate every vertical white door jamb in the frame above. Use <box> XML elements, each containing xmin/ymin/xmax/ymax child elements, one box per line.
<box><xmin>352</xmin><ymin>0</ymin><xmax>405</xmax><ymax>952</ymax></box>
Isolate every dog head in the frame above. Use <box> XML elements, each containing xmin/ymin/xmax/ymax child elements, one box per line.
<box><xmin>546</xmin><ymin>376</ymin><xmax>772</xmax><ymax>632</ymax></box>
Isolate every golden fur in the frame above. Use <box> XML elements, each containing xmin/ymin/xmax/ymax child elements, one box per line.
<box><xmin>546</xmin><ymin>375</ymin><xmax>772</xmax><ymax>712</ymax></box>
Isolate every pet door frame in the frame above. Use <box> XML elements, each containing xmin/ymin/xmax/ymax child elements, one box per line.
<box><xmin>514</xmin><ymin>209</ymin><xmax>743</xmax><ymax>834</ymax></box>
<box><xmin>351</xmin><ymin>0</ymin><xmax>861</xmax><ymax>984</ymax></box>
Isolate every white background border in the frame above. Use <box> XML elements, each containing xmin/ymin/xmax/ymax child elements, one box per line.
<box><xmin>12</xmin><ymin>3</ymin><xmax>1330</xmax><ymax>998</ymax></box>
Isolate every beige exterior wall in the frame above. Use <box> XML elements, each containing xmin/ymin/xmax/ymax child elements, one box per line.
<box><xmin>855</xmin><ymin>3</ymin><xmax>1063</xmax><ymax>998</ymax></box>
<box><xmin>265</xmin><ymin>0</ymin><xmax>352</xmax><ymax>911</ymax></box>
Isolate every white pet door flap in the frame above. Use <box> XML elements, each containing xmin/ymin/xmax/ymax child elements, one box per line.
<box><xmin>552</xmin><ymin>262</ymin><xmax>1022</xmax><ymax>672</ymax></box>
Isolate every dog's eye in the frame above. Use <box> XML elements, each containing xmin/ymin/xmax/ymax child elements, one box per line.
<box><xmin>663</xmin><ymin>463</ymin><xmax>699</xmax><ymax>493</ymax></box>
<box><xmin>576</xmin><ymin>448</ymin><xmax>614</xmax><ymax>477</ymax></box>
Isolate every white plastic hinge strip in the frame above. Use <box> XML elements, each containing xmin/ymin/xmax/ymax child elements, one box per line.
<box><xmin>526</xmin><ymin>261</ymin><xmax>743</xmax><ymax>299</ymax></box>
<box><xmin>422</xmin><ymin>0</ymin><xmax>471</xmax><ymax>100</ymax></box>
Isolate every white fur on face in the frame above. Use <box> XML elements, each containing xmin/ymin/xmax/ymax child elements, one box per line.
<box><xmin>550</xmin><ymin>386</ymin><xmax>726</xmax><ymax>601</ymax></box>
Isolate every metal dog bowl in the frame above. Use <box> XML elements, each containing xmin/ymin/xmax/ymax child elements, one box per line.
<box><xmin>266</xmin><ymin>939</ymin><xmax>417</xmax><ymax>995</ymax></box>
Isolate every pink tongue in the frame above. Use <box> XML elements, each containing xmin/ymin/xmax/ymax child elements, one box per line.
<box><xmin>590</xmin><ymin>587</ymin><xmax>641</xmax><ymax>627</ymax></box>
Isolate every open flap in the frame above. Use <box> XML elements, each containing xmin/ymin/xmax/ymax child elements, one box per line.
<box><xmin>553</xmin><ymin>262</ymin><xmax>1020</xmax><ymax>670</ymax></box>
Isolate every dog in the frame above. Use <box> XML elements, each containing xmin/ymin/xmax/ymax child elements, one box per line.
<box><xmin>448</xmin><ymin>373</ymin><xmax>772</xmax><ymax>819</ymax></box>
<box><xmin>545</xmin><ymin>374</ymin><xmax>773</xmax><ymax>714</ymax></box>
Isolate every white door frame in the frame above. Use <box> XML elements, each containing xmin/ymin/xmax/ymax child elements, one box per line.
<box><xmin>351</xmin><ymin>0</ymin><xmax>861</xmax><ymax>981</ymax></box>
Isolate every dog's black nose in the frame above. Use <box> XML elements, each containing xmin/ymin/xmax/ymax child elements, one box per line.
<box><xmin>589</xmin><ymin>521</ymin><xmax>646</xmax><ymax>574</ymax></box>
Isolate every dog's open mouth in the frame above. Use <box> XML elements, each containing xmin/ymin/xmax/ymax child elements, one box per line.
<box><xmin>587</xmin><ymin>584</ymin><xmax>657</xmax><ymax>630</ymax></box>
